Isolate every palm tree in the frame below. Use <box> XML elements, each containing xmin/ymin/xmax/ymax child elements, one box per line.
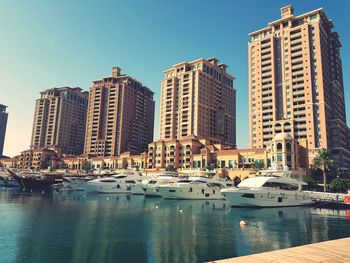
<box><xmin>313</xmin><ymin>149</ymin><xmax>335</xmax><ymax>192</ymax></box>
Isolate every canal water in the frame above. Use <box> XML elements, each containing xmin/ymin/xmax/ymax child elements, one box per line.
<box><xmin>1</xmin><ymin>188</ymin><xmax>350</xmax><ymax>263</ymax></box>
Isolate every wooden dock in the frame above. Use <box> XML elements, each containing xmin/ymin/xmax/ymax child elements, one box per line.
<box><xmin>211</xmin><ymin>237</ymin><xmax>350</xmax><ymax>263</ymax></box>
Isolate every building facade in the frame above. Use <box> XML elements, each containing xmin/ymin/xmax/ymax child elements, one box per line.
<box><xmin>0</xmin><ymin>104</ymin><xmax>8</xmax><ymax>156</ymax></box>
<box><xmin>84</xmin><ymin>67</ymin><xmax>155</xmax><ymax>157</ymax></box>
<box><xmin>248</xmin><ymin>5</ymin><xmax>350</xmax><ymax>170</ymax></box>
<box><xmin>30</xmin><ymin>87</ymin><xmax>88</xmax><ymax>155</ymax></box>
<box><xmin>147</xmin><ymin>136</ymin><xmax>222</xmax><ymax>170</ymax></box>
<box><xmin>145</xmin><ymin>133</ymin><xmax>308</xmax><ymax>179</ymax></box>
<box><xmin>18</xmin><ymin>148</ymin><xmax>60</xmax><ymax>170</ymax></box>
<box><xmin>160</xmin><ymin>58</ymin><xmax>236</xmax><ymax>147</ymax></box>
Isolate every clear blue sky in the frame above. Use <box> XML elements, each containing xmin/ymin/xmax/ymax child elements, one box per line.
<box><xmin>0</xmin><ymin>0</ymin><xmax>349</xmax><ymax>157</ymax></box>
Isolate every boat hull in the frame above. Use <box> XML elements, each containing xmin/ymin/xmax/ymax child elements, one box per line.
<box><xmin>82</xmin><ymin>182</ymin><xmax>144</xmax><ymax>194</ymax></box>
<box><xmin>0</xmin><ymin>176</ymin><xmax>20</xmax><ymax>187</ymax></box>
<box><xmin>12</xmin><ymin>175</ymin><xmax>55</xmax><ymax>191</ymax></box>
<box><xmin>221</xmin><ymin>189</ymin><xmax>314</xmax><ymax>207</ymax></box>
<box><xmin>158</xmin><ymin>185</ymin><xmax>224</xmax><ymax>200</ymax></box>
<box><xmin>141</xmin><ymin>184</ymin><xmax>162</xmax><ymax>197</ymax></box>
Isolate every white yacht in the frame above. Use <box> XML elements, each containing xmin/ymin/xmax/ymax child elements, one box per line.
<box><xmin>221</xmin><ymin>170</ymin><xmax>313</xmax><ymax>207</ymax></box>
<box><xmin>82</xmin><ymin>174</ymin><xmax>144</xmax><ymax>194</ymax></box>
<box><xmin>140</xmin><ymin>175</ymin><xmax>179</xmax><ymax>197</ymax></box>
<box><xmin>62</xmin><ymin>176</ymin><xmax>94</xmax><ymax>191</ymax></box>
<box><xmin>157</xmin><ymin>176</ymin><xmax>233</xmax><ymax>200</ymax></box>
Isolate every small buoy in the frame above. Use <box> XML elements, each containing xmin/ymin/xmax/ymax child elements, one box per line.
<box><xmin>42</xmin><ymin>191</ymin><xmax>45</xmax><ymax>194</ymax></box>
<box><xmin>155</xmin><ymin>205</ymin><xmax>159</xmax><ymax>208</ymax></box>
<box><xmin>30</xmin><ymin>190</ymin><xmax>33</xmax><ymax>192</ymax></box>
<box><xmin>106</xmin><ymin>197</ymin><xmax>109</xmax><ymax>200</ymax></box>
<box><xmin>239</xmin><ymin>220</ymin><xmax>248</xmax><ymax>226</ymax></box>
<box><xmin>179</xmin><ymin>209</ymin><xmax>183</xmax><ymax>213</ymax></box>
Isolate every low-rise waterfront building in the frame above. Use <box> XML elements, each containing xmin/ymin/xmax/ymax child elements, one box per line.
<box><xmin>18</xmin><ymin>148</ymin><xmax>60</xmax><ymax>170</ymax></box>
<box><xmin>145</xmin><ymin>133</ymin><xmax>308</xmax><ymax>179</ymax></box>
<box><xmin>146</xmin><ymin>135</ymin><xmax>227</xmax><ymax>172</ymax></box>
<box><xmin>0</xmin><ymin>156</ymin><xmax>19</xmax><ymax>169</ymax></box>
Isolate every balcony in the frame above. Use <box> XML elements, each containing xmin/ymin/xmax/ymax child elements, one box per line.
<box><xmin>290</xmin><ymin>31</ymin><xmax>302</xmax><ymax>39</ymax></box>
<box><xmin>261</xmin><ymin>60</ymin><xmax>271</xmax><ymax>67</ymax></box>
<box><xmin>291</xmin><ymin>57</ymin><xmax>303</xmax><ymax>64</ymax></box>
<box><xmin>291</xmin><ymin>50</ymin><xmax>303</xmax><ymax>58</ymax></box>
<box><xmin>261</xmin><ymin>72</ymin><xmax>272</xmax><ymax>78</ymax></box>
<box><xmin>293</xmin><ymin>89</ymin><xmax>305</xmax><ymax>96</ymax></box>
<box><xmin>261</xmin><ymin>41</ymin><xmax>271</xmax><ymax>49</ymax></box>
<box><xmin>261</xmin><ymin>54</ymin><xmax>272</xmax><ymax>61</ymax></box>
<box><xmin>291</xmin><ymin>44</ymin><xmax>303</xmax><ymax>52</ymax></box>
<box><xmin>290</xmin><ymin>38</ymin><xmax>302</xmax><ymax>46</ymax></box>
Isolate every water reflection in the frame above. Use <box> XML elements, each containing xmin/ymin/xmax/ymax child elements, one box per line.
<box><xmin>1</xmin><ymin>189</ymin><xmax>350</xmax><ymax>263</ymax></box>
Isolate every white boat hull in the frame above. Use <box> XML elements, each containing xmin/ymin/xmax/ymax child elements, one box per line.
<box><xmin>158</xmin><ymin>185</ymin><xmax>224</xmax><ymax>200</ymax></box>
<box><xmin>63</xmin><ymin>180</ymin><xmax>86</xmax><ymax>191</ymax></box>
<box><xmin>141</xmin><ymin>184</ymin><xmax>162</xmax><ymax>197</ymax></box>
<box><xmin>221</xmin><ymin>189</ymin><xmax>314</xmax><ymax>207</ymax></box>
<box><xmin>83</xmin><ymin>182</ymin><xmax>144</xmax><ymax>194</ymax></box>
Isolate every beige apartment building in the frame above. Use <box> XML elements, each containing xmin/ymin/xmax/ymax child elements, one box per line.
<box><xmin>248</xmin><ymin>5</ymin><xmax>350</xmax><ymax>170</ymax></box>
<box><xmin>84</xmin><ymin>67</ymin><xmax>155</xmax><ymax>157</ymax></box>
<box><xmin>160</xmin><ymin>58</ymin><xmax>236</xmax><ymax>147</ymax></box>
<box><xmin>145</xmin><ymin>133</ymin><xmax>308</xmax><ymax>179</ymax></box>
<box><xmin>18</xmin><ymin>148</ymin><xmax>60</xmax><ymax>170</ymax></box>
<box><xmin>31</xmin><ymin>87</ymin><xmax>88</xmax><ymax>155</ymax></box>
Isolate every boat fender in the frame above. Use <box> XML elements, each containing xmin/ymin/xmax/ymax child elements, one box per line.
<box><xmin>240</xmin><ymin>220</ymin><xmax>248</xmax><ymax>226</ymax></box>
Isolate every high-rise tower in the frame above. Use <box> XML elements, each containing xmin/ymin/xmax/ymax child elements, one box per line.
<box><xmin>0</xmin><ymin>104</ymin><xmax>8</xmax><ymax>156</ymax></box>
<box><xmin>31</xmin><ymin>87</ymin><xmax>88</xmax><ymax>155</ymax></box>
<box><xmin>160</xmin><ymin>58</ymin><xmax>236</xmax><ymax>147</ymax></box>
<box><xmin>248</xmin><ymin>5</ymin><xmax>350</xmax><ymax>170</ymax></box>
<box><xmin>84</xmin><ymin>67</ymin><xmax>155</xmax><ymax>157</ymax></box>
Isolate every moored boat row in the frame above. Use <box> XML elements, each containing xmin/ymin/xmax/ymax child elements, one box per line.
<box><xmin>2</xmin><ymin>167</ymin><xmax>319</xmax><ymax>208</ymax></box>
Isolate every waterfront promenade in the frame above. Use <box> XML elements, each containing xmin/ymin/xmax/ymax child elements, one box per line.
<box><xmin>213</xmin><ymin>237</ymin><xmax>350</xmax><ymax>262</ymax></box>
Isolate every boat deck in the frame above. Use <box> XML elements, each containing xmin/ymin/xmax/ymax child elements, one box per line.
<box><xmin>211</xmin><ymin>237</ymin><xmax>350</xmax><ymax>262</ymax></box>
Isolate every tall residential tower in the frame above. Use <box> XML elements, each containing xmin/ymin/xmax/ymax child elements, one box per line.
<box><xmin>0</xmin><ymin>104</ymin><xmax>8</xmax><ymax>156</ymax></box>
<box><xmin>160</xmin><ymin>58</ymin><xmax>236</xmax><ymax>146</ymax></box>
<box><xmin>248</xmin><ymin>5</ymin><xmax>350</xmax><ymax>170</ymax></box>
<box><xmin>31</xmin><ymin>87</ymin><xmax>88</xmax><ymax>155</ymax></box>
<box><xmin>84</xmin><ymin>67</ymin><xmax>155</xmax><ymax>157</ymax></box>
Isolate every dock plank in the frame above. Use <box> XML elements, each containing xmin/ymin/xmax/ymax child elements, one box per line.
<box><xmin>210</xmin><ymin>237</ymin><xmax>350</xmax><ymax>263</ymax></box>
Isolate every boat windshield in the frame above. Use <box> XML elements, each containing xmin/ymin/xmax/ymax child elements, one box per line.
<box><xmin>99</xmin><ymin>179</ymin><xmax>116</xmax><ymax>183</ymax></box>
<box><xmin>190</xmin><ymin>180</ymin><xmax>207</xmax><ymax>184</ymax></box>
<box><xmin>112</xmin><ymin>175</ymin><xmax>127</xmax><ymax>179</ymax></box>
<box><xmin>125</xmin><ymin>180</ymin><xmax>136</xmax><ymax>184</ymax></box>
<box><xmin>263</xmin><ymin>182</ymin><xmax>298</xmax><ymax>190</ymax></box>
<box><xmin>176</xmin><ymin>179</ymin><xmax>192</xmax><ymax>183</ymax></box>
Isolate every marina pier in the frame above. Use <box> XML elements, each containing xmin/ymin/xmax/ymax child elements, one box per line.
<box><xmin>212</xmin><ymin>237</ymin><xmax>350</xmax><ymax>262</ymax></box>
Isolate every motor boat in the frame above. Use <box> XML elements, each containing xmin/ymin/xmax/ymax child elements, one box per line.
<box><xmin>157</xmin><ymin>176</ymin><xmax>232</xmax><ymax>200</ymax></box>
<box><xmin>140</xmin><ymin>175</ymin><xmax>179</xmax><ymax>197</ymax></box>
<box><xmin>221</xmin><ymin>169</ymin><xmax>314</xmax><ymax>207</ymax></box>
<box><xmin>7</xmin><ymin>169</ymin><xmax>62</xmax><ymax>191</ymax></box>
<box><xmin>62</xmin><ymin>176</ymin><xmax>94</xmax><ymax>191</ymax></box>
<box><xmin>0</xmin><ymin>170</ymin><xmax>20</xmax><ymax>187</ymax></box>
<box><xmin>82</xmin><ymin>173</ymin><xmax>144</xmax><ymax>194</ymax></box>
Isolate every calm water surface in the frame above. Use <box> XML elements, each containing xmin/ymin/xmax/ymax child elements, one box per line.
<box><xmin>1</xmin><ymin>188</ymin><xmax>350</xmax><ymax>263</ymax></box>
